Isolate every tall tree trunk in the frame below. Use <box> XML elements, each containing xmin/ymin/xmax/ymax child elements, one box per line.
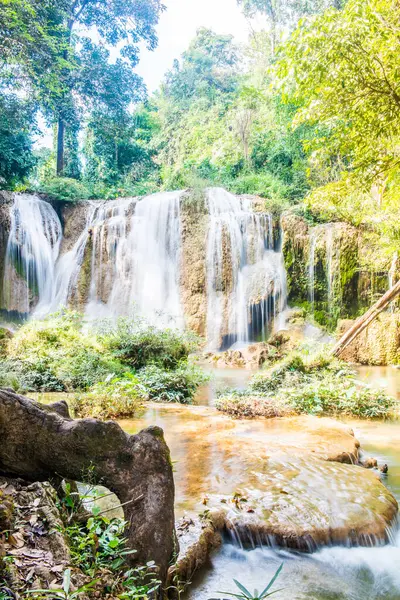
<box><xmin>332</xmin><ymin>280</ymin><xmax>400</xmax><ymax>357</ymax></box>
<box><xmin>0</xmin><ymin>390</ymin><xmax>176</xmax><ymax>586</ymax></box>
<box><xmin>57</xmin><ymin>118</ymin><xmax>65</xmax><ymax>176</ymax></box>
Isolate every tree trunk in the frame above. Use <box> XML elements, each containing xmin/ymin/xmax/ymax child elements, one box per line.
<box><xmin>0</xmin><ymin>390</ymin><xmax>176</xmax><ymax>585</ymax></box>
<box><xmin>57</xmin><ymin>118</ymin><xmax>65</xmax><ymax>176</ymax></box>
<box><xmin>332</xmin><ymin>280</ymin><xmax>400</xmax><ymax>357</ymax></box>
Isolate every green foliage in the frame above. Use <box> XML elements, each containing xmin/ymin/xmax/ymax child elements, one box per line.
<box><xmin>287</xmin><ymin>377</ymin><xmax>395</xmax><ymax>418</ymax></box>
<box><xmin>217</xmin><ymin>347</ymin><xmax>395</xmax><ymax>419</ymax></box>
<box><xmin>100</xmin><ymin>317</ymin><xmax>200</xmax><ymax>370</ymax></box>
<box><xmin>138</xmin><ymin>362</ymin><xmax>209</xmax><ymax>404</ymax></box>
<box><xmin>64</xmin><ymin>515</ymin><xmax>160</xmax><ymax>598</ymax></box>
<box><xmin>5</xmin><ymin>312</ymin><xmax>126</xmax><ymax>392</ymax></box>
<box><xmin>28</xmin><ymin>569</ymin><xmax>98</xmax><ymax>600</ymax></box>
<box><xmin>226</xmin><ymin>172</ymin><xmax>289</xmax><ymax>200</ymax></box>
<box><xmin>72</xmin><ymin>374</ymin><xmax>145</xmax><ymax>420</ymax></box>
<box><xmin>38</xmin><ymin>177</ymin><xmax>91</xmax><ymax>202</ymax></box>
<box><xmin>67</xmin><ymin>516</ymin><xmax>134</xmax><ymax>574</ymax></box>
<box><xmin>0</xmin><ymin>313</ymin><xmax>207</xmax><ymax>412</ymax></box>
<box><xmin>218</xmin><ymin>563</ymin><xmax>284</xmax><ymax>600</ymax></box>
<box><xmin>0</xmin><ymin>94</ymin><xmax>37</xmax><ymax>188</ymax></box>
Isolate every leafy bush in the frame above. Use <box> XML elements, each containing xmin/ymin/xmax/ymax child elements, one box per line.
<box><xmin>215</xmin><ymin>391</ymin><xmax>290</xmax><ymax>419</ymax></box>
<box><xmin>65</xmin><ymin>515</ymin><xmax>160</xmax><ymax>597</ymax></box>
<box><xmin>6</xmin><ymin>312</ymin><xmax>126</xmax><ymax>392</ymax></box>
<box><xmin>138</xmin><ymin>362</ymin><xmax>208</xmax><ymax>404</ymax></box>
<box><xmin>287</xmin><ymin>378</ymin><xmax>395</xmax><ymax>419</ymax></box>
<box><xmin>217</xmin><ymin>349</ymin><xmax>395</xmax><ymax>419</ymax></box>
<box><xmin>72</xmin><ymin>374</ymin><xmax>145</xmax><ymax>419</ymax></box>
<box><xmin>38</xmin><ymin>177</ymin><xmax>91</xmax><ymax>202</ymax></box>
<box><xmin>100</xmin><ymin>317</ymin><xmax>200</xmax><ymax>370</ymax></box>
<box><xmin>226</xmin><ymin>172</ymin><xmax>289</xmax><ymax>200</ymax></box>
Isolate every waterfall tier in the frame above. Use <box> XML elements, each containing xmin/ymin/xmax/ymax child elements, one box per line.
<box><xmin>1</xmin><ymin>189</ymin><xmax>288</xmax><ymax>348</ymax></box>
<box><xmin>3</xmin><ymin>194</ymin><xmax>62</xmax><ymax>316</ymax></box>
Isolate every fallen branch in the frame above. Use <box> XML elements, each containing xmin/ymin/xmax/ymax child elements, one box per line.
<box><xmin>332</xmin><ymin>280</ymin><xmax>400</xmax><ymax>357</ymax></box>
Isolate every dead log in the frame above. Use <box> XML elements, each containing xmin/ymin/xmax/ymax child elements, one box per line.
<box><xmin>0</xmin><ymin>389</ymin><xmax>176</xmax><ymax>584</ymax></box>
<box><xmin>332</xmin><ymin>280</ymin><xmax>400</xmax><ymax>357</ymax></box>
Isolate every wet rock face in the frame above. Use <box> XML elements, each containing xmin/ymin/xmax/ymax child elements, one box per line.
<box><xmin>203</xmin><ymin>342</ymin><xmax>277</xmax><ymax>369</ymax></box>
<box><xmin>281</xmin><ymin>210</ymin><xmax>390</xmax><ymax>330</ymax></box>
<box><xmin>180</xmin><ymin>195</ymin><xmax>209</xmax><ymax>336</ymax></box>
<box><xmin>338</xmin><ymin>314</ymin><xmax>400</xmax><ymax>365</ymax></box>
<box><xmin>0</xmin><ymin>192</ymin><xmax>13</xmax><ymax>313</ymax></box>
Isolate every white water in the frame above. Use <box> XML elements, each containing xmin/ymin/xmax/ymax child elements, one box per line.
<box><xmin>3</xmin><ymin>194</ymin><xmax>62</xmax><ymax>315</ymax></box>
<box><xmin>308</xmin><ymin>229</ymin><xmax>317</xmax><ymax>313</ymax></box>
<box><xmin>326</xmin><ymin>224</ymin><xmax>335</xmax><ymax>314</ymax></box>
<box><xmin>45</xmin><ymin>191</ymin><xmax>184</xmax><ymax>326</ymax></box>
<box><xmin>3</xmin><ymin>189</ymin><xmax>287</xmax><ymax>344</ymax></box>
<box><xmin>206</xmin><ymin>188</ymin><xmax>287</xmax><ymax>350</ymax></box>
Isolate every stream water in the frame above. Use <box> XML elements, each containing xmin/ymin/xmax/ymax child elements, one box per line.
<box><xmin>32</xmin><ymin>365</ymin><xmax>400</xmax><ymax>600</ymax></box>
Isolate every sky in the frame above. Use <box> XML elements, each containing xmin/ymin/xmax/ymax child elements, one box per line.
<box><xmin>135</xmin><ymin>0</ymin><xmax>253</xmax><ymax>92</ymax></box>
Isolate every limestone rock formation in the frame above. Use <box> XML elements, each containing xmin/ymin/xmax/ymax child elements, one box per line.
<box><xmin>338</xmin><ymin>314</ymin><xmax>400</xmax><ymax>365</ymax></box>
<box><xmin>281</xmin><ymin>210</ymin><xmax>390</xmax><ymax>328</ymax></box>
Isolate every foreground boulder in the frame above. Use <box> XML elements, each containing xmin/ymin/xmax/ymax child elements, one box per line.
<box><xmin>0</xmin><ymin>389</ymin><xmax>176</xmax><ymax>584</ymax></box>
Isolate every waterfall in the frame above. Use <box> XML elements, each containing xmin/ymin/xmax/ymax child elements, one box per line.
<box><xmin>308</xmin><ymin>230</ymin><xmax>317</xmax><ymax>313</ymax></box>
<box><xmin>326</xmin><ymin>225</ymin><xmax>334</xmax><ymax>314</ymax></box>
<box><xmin>44</xmin><ymin>192</ymin><xmax>184</xmax><ymax>327</ymax></box>
<box><xmin>3</xmin><ymin>194</ymin><xmax>62</xmax><ymax>316</ymax></box>
<box><xmin>206</xmin><ymin>188</ymin><xmax>286</xmax><ymax>350</ymax></box>
<box><xmin>2</xmin><ymin>188</ymin><xmax>289</xmax><ymax>346</ymax></box>
<box><xmin>106</xmin><ymin>191</ymin><xmax>184</xmax><ymax>326</ymax></box>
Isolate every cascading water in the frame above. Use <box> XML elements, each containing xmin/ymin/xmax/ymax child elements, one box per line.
<box><xmin>308</xmin><ymin>230</ymin><xmax>317</xmax><ymax>313</ymax></box>
<box><xmin>326</xmin><ymin>224</ymin><xmax>335</xmax><ymax>314</ymax></box>
<box><xmin>44</xmin><ymin>191</ymin><xmax>184</xmax><ymax>327</ymax></box>
<box><xmin>206</xmin><ymin>188</ymin><xmax>287</xmax><ymax>350</ymax></box>
<box><xmin>106</xmin><ymin>191</ymin><xmax>184</xmax><ymax>326</ymax></box>
<box><xmin>2</xmin><ymin>194</ymin><xmax>62</xmax><ymax>316</ymax></box>
<box><xmin>3</xmin><ymin>188</ymin><xmax>288</xmax><ymax>345</ymax></box>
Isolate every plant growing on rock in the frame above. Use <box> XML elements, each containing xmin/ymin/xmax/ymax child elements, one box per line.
<box><xmin>99</xmin><ymin>317</ymin><xmax>201</xmax><ymax>370</ymax></box>
<box><xmin>138</xmin><ymin>362</ymin><xmax>209</xmax><ymax>404</ymax></box>
<box><xmin>217</xmin><ymin>348</ymin><xmax>395</xmax><ymax>419</ymax></box>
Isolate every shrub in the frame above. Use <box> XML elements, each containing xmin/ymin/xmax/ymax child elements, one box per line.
<box><xmin>138</xmin><ymin>362</ymin><xmax>208</xmax><ymax>404</ymax></box>
<box><xmin>38</xmin><ymin>177</ymin><xmax>91</xmax><ymax>202</ymax></box>
<box><xmin>215</xmin><ymin>391</ymin><xmax>290</xmax><ymax>419</ymax></box>
<box><xmin>217</xmin><ymin>349</ymin><xmax>395</xmax><ymax>420</ymax></box>
<box><xmin>100</xmin><ymin>318</ymin><xmax>200</xmax><ymax>370</ymax></box>
<box><xmin>226</xmin><ymin>172</ymin><xmax>289</xmax><ymax>200</ymax></box>
<box><xmin>287</xmin><ymin>378</ymin><xmax>395</xmax><ymax>419</ymax></box>
<box><xmin>7</xmin><ymin>312</ymin><xmax>126</xmax><ymax>392</ymax></box>
<box><xmin>71</xmin><ymin>374</ymin><xmax>145</xmax><ymax>419</ymax></box>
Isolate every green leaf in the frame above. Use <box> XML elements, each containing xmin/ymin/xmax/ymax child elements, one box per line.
<box><xmin>259</xmin><ymin>563</ymin><xmax>283</xmax><ymax>598</ymax></box>
<box><xmin>233</xmin><ymin>581</ymin><xmax>253</xmax><ymax>599</ymax></box>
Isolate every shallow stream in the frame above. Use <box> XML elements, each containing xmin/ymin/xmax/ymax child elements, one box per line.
<box><xmin>32</xmin><ymin>365</ymin><xmax>400</xmax><ymax>600</ymax></box>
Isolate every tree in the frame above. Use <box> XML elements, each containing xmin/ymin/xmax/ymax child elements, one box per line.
<box><xmin>237</xmin><ymin>0</ymin><xmax>346</xmax><ymax>53</ymax></box>
<box><xmin>0</xmin><ymin>0</ymin><xmax>165</xmax><ymax>178</ymax></box>
<box><xmin>52</xmin><ymin>0</ymin><xmax>165</xmax><ymax>176</ymax></box>
<box><xmin>0</xmin><ymin>94</ymin><xmax>37</xmax><ymax>187</ymax></box>
<box><xmin>163</xmin><ymin>28</ymin><xmax>240</xmax><ymax>105</ymax></box>
<box><xmin>277</xmin><ymin>0</ymin><xmax>400</xmax><ymax>186</ymax></box>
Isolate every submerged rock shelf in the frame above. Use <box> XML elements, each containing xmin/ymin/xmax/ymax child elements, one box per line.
<box><xmin>121</xmin><ymin>404</ymin><xmax>398</xmax><ymax>585</ymax></box>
